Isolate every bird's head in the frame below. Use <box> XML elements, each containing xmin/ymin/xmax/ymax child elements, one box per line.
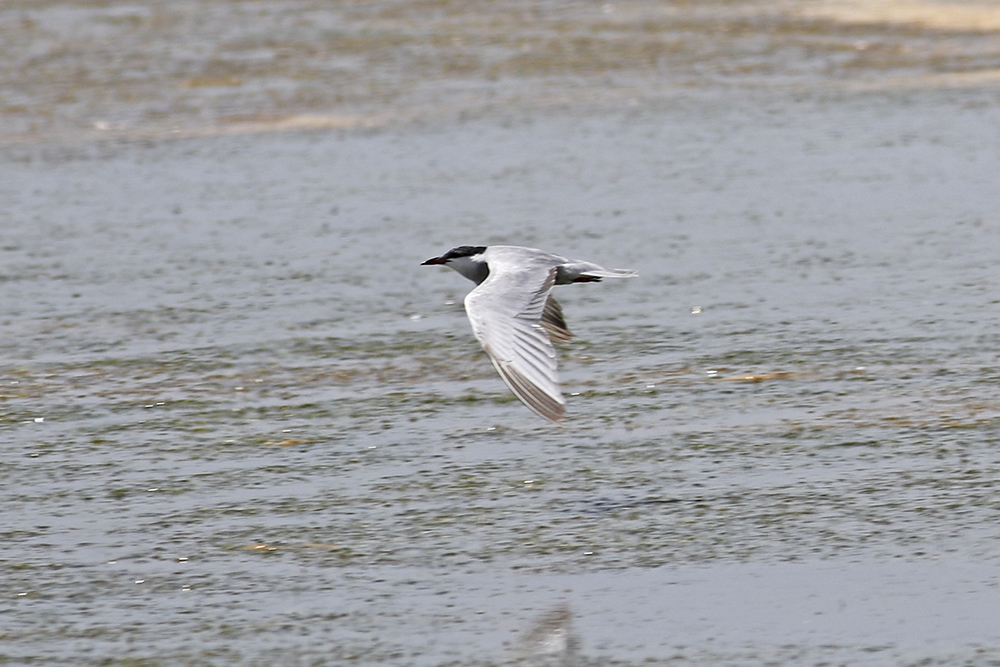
<box><xmin>421</xmin><ymin>245</ymin><xmax>489</xmax><ymax>283</ymax></box>
<box><xmin>421</xmin><ymin>245</ymin><xmax>486</xmax><ymax>265</ymax></box>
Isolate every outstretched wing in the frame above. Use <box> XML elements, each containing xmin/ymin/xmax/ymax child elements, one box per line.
<box><xmin>541</xmin><ymin>295</ymin><xmax>573</xmax><ymax>344</ymax></box>
<box><xmin>464</xmin><ymin>265</ymin><xmax>565</xmax><ymax>424</ymax></box>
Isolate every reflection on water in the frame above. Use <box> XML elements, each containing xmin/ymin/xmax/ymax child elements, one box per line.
<box><xmin>515</xmin><ymin>604</ymin><xmax>579</xmax><ymax>666</ymax></box>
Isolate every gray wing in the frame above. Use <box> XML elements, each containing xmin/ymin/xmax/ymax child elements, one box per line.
<box><xmin>464</xmin><ymin>265</ymin><xmax>565</xmax><ymax>424</ymax></box>
<box><xmin>541</xmin><ymin>295</ymin><xmax>573</xmax><ymax>344</ymax></box>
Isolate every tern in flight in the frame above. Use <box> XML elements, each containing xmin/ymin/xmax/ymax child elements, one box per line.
<box><xmin>422</xmin><ymin>245</ymin><xmax>636</xmax><ymax>424</ymax></box>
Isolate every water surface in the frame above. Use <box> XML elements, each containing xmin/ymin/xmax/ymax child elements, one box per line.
<box><xmin>3</xmin><ymin>2</ymin><xmax>1000</xmax><ymax>665</ymax></box>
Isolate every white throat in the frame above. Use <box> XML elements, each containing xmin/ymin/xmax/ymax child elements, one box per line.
<box><xmin>447</xmin><ymin>254</ymin><xmax>489</xmax><ymax>284</ymax></box>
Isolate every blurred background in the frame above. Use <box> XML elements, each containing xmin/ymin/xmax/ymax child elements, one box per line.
<box><xmin>3</xmin><ymin>0</ymin><xmax>1000</xmax><ymax>143</ymax></box>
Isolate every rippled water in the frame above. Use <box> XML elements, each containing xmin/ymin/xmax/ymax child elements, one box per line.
<box><xmin>3</xmin><ymin>71</ymin><xmax>1000</xmax><ymax>667</ymax></box>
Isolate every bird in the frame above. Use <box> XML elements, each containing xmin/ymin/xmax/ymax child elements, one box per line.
<box><xmin>421</xmin><ymin>245</ymin><xmax>636</xmax><ymax>424</ymax></box>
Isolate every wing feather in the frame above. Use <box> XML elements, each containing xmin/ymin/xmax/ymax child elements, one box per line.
<box><xmin>541</xmin><ymin>296</ymin><xmax>573</xmax><ymax>344</ymax></box>
<box><xmin>464</xmin><ymin>265</ymin><xmax>566</xmax><ymax>424</ymax></box>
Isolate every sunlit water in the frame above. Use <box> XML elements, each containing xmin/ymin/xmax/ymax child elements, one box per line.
<box><xmin>3</xmin><ymin>85</ymin><xmax>1000</xmax><ymax>665</ymax></box>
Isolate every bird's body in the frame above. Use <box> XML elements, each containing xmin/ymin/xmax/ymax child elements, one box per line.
<box><xmin>422</xmin><ymin>245</ymin><xmax>636</xmax><ymax>424</ymax></box>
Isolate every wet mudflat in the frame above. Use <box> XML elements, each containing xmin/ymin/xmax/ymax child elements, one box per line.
<box><xmin>3</xmin><ymin>1</ymin><xmax>1000</xmax><ymax>666</ymax></box>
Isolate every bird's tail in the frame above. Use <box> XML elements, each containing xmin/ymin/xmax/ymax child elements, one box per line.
<box><xmin>557</xmin><ymin>262</ymin><xmax>637</xmax><ymax>284</ymax></box>
<box><xmin>581</xmin><ymin>268</ymin><xmax>638</xmax><ymax>279</ymax></box>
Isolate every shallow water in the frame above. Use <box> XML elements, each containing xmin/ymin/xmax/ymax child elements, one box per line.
<box><xmin>4</xmin><ymin>87</ymin><xmax>1000</xmax><ymax>665</ymax></box>
<box><xmin>4</xmin><ymin>2</ymin><xmax>1000</xmax><ymax>664</ymax></box>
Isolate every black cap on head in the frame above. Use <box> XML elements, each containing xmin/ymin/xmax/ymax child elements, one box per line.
<box><xmin>443</xmin><ymin>245</ymin><xmax>487</xmax><ymax>259</ymax></box>
<box><xmin>421</xmin><ymin>245</ymin><xmax>487</xmax><ymax>265</ymax></box>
